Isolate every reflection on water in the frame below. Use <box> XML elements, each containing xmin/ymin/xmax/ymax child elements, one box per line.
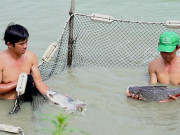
<box><xmin>1</xmin><ymin>67</ymin><xmax>180</xmax><ymax>135</ymax></box>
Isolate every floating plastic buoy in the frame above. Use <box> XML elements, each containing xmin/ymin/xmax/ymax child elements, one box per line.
<box><xmin>0</xmin><ymin>124</ymin><xmax>24</xmax><ymax>135</ymax></box>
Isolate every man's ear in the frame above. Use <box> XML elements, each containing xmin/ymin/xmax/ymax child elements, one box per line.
<box><xmin>7</xmin><ymin>42</ymin><xmax>13</xmax><ymax>48</ymax></box>
<box><xmin>177</xmin><ymin>45</ymin><xmax>180</xmax><ymax>50</ymax></box>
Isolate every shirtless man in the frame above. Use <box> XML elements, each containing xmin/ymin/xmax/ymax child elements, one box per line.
<box><xmin>128</xmin><ymin>31</ymin><xmax>180</xmax><ymax>101</ymax></box>
<box><xmin>0</xmin><ymin>23</ymin><xmax>49</xmax><ymax>100</ymax></box>
<box><xmin>149</xmin><ymin>31</ymin><xmax>180</xmax><ymax>85</ymax></box>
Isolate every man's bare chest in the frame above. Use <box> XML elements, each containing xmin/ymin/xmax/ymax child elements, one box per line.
<box><xmin>2</xmin><ymin>59</ymin><xmax>32</xmax><ymax>83</ymax></box>
<box><xmin>156</xmin><ymin>67</ymin><xmax>180</xmax><ymax>85</ymax></box>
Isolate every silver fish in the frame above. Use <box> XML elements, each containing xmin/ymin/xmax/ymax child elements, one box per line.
<box><xmin>46</xmin><ymin>90</ymin><xmax>86</xmax><ymax>112</ymax></box>
<box><xmin>127</xmin><ymin>86</ymin><xmax>180</xmax><ymax>101</ymax></box>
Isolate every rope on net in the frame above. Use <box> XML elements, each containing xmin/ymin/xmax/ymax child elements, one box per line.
<box><xmin>38</xmin><ymin>13</ymin><xmax>180</xmax><ymax>81</ymax></box>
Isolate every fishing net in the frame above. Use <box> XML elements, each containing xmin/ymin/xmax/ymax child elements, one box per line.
<box><xmin>39</xmin><ymin>13</ymin><xmax>180</xmax><ymax>81</ymax></box>
<box><xmin>9</xmin><ymin>75</ymin><xmax>47</xmax><ymax>114</ymax></box>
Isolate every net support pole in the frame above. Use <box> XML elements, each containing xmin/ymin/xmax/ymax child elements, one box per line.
<box><xmin>67</xmin><ymin>0</ymin><xmax>75</xmax><ymax>66</ymax></box>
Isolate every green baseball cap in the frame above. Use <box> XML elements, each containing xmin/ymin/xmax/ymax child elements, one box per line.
<box><xmin>158</xmin><ymin>31</ymin><xmax>179</xmax><ymax>52</ymax></box>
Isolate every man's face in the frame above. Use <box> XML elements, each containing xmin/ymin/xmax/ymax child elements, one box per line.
<box><xmin>160</xmin><ymin>50</ymin><xmax>176</xmax><ymax>62</ymax></box>
<box><xmin>14</xmin><ymin>39</ymin><xmax>28</xmax><ymax>55</ymax></box>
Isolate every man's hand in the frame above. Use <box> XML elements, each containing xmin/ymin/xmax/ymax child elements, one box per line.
<box><xmin>159</xmin><ymin>95</ymin><xmax>178</xmax><ymax>103</ymax></box>
<box><xmin>127</xmin><ymin>90</ymin><xmax>178</xmax><ymax>102</ymax></box>
<box><xmin>126</xmin><ymin>90</ymin><xmax>142</xmax><ymax>100</ymax></box>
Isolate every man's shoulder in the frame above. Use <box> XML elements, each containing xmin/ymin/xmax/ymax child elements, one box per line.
<box><xmin>177</xmin><ymin>56</ymin><xmax>180</xmax><ymax>60</ymax></box>
<box><xmin>0</xmin><ymin>51</ymin><xmax>8</xmax><ymax>69</ymax></box>
<box><xmin>148</xmin><ymin>57</ymin><xmax>162</xmax><ymax>71</ymax></box>
<box><xmin>25</xmin><ymin>50</ymin><xmax>38</xmax><ymax>61</ymax></box>
<box><xmin>26</xmin><ymin>50</ymin><xmax>37</xmax><ymax>57</ymax></box>
<box><xmin>26</xmin><ymin>50</ymin><xmax>35</xmax><ymax>55</ymax></box>
<box><xmin>149</xmin><ymin>57</ymin><xmax>161</xmax><ymax>65</ymax></box>
<box><xmin>0</xmin><ymin>50</ymin><xmax>8</xmax><ymax>59</ymax></box>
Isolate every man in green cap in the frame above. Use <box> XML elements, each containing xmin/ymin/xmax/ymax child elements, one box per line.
<box><xmin>148</xmin><ymin>31</ymin><xmax>180</xmax><ymax>86</ymax></box>
<box><xmin>127</xmin><ymin>31</ymin><xmax>180</xmax><ymax>102</ymax></box>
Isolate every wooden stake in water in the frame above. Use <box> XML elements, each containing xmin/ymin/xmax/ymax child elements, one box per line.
<box><xmin>67</xmin><ymin>0</ymin><xmax>76</xmax><ymax>66</ymax></box>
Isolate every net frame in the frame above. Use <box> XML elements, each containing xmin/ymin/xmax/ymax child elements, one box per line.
<box><xmin>39</xmin><ymin>13</ymin><xmax>180</xmax><ymax>81</ymax></box>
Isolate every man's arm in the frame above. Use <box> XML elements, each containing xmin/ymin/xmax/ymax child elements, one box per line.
<box><xmin>127</xmin><ymin>61</ymin><xmax>158</xmax><ymax>99</ymax></box>
<box><xmin>0</xmin><ymin>82</ymin><xmax>17</xmax><ymax>94</ymax></box>
<box><xmin>30</xmin><ymin>52</ymin><xmax>49</xmax><ymax>95</ymax></box>
<box><xmin>0</xmin><ymin>59</ymin><xmax>17</xmax><ymax>94</ymax></box>
<box><xmin>148</xmin><ymin>61</ymin><xmax>158</xmax><ymax>84</ymax></box>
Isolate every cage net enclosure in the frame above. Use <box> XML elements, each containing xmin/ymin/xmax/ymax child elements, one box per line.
<box><xmin>39</xmin><ymin>13</ymin><xmax>180</xmax><ymax>81</ymax></box>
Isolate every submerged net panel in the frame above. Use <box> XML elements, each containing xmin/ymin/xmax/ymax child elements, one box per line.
<box><xmin>39</xmin><ymin>13</ymin><xmax>180</xmax><ymax>81</ymax></box>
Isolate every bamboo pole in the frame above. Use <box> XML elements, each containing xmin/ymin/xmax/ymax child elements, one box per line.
<box><xmin>67</xmin><ymin>0</ymin><xmax>75</xmax><ymax>66</ymax></box>
<box><xmin>69</xmin><ymin>0</ymin><xmax>75</xmax><ymax>15</ymax></box>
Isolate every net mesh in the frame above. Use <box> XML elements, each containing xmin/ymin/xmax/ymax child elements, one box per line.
<box><xmin>39</xmin><ymin>13</ymin><xmax>180</xmax><ymax>81</ymax></box>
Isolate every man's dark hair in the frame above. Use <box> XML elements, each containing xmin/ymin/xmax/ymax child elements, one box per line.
<box><xmin>4</xmin><ymin>23</ymin><xmax>29</xmax><ymax>46</ymax></box>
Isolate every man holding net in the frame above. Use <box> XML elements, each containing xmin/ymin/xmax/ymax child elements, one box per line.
<box><xmin>0</xmin><ymin>23</ymin><xmax>85</xmax><ymax>113</ymax></box>
<box><xmin>0</xmin><ymin>23</ymin><xmax>49</xmax><ymax>100</ymax></box>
